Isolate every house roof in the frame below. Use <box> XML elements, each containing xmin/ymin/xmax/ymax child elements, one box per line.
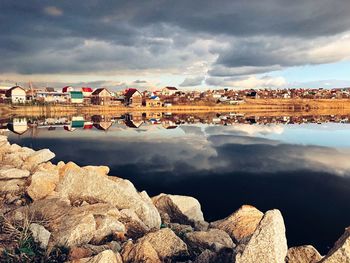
<box><xmin>45</xmin><ymin>87</ymin><xmax>55</xmax><ymax>92</ymax></box>
<box><xmin>62</xmin><ymin>86</ymin><xmax>73</xmax><ymax>93</ymax></box>
<box><xmin>6</xmin><ymin>86</ymin><xmax>25</xmax><ymax>97</ymax></box>
<box><xmin>124</xmin><ymin>88</ymin><xmax>141</xmax><ymax>99</ymax></box>
<box><xmin>164</xmin><ymin>87</ymin><xmax>178</xmax><ymax>91</ymax></box>
<box><xmin>92</xmin><ymin>88</ymin><xmax>111</xmax><ymax>96</ymax></box>
<box><xmin>82</xmin><ymin>87</ymin><xmax>93</xmax><ymax>92</ymax></box>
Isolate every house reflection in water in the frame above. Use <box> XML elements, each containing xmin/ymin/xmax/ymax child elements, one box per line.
<box><xmin>125</xmin><ymin>113</ymin><xmax>144</xmax><ymax>128</ymax></box>
<box><xmin>7</xmin><ymin>118</ymin><xmax>28</xmax><ymax>135</ymax></box>
<box><xmin>92</xmin><ymin>115</ymin><xmax>113</xmax><ymax>131</ymax></box>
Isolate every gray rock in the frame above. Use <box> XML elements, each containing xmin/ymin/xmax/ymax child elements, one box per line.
<box><xmin>152</xmin><ymin>193</ymin><xmax>205</xmax><ymax>227</ymax></box>
<box><xmin>235</xmin><ymin>209</ymin><xmax>287</xmax><ymax>263</ymax></box>
<box><xmin>320</xmin><ymin>226</ymin><xmax>350</xmax><ymax>263</ymax></box>
<box><xmin>29</xmin><ymin>223</ymin><xmax>51</xmax><ymax>249</ymax></box>
<box><xmin>0</xmin><ymin>167</ymin><xmax>30</xmax><ymax>179</ymax></box>
<box><xmin>22</xmin><ymin>149</ymin><xmax>55</xmax><ymax>171</ymax></box>
<box><xmin>286</xmin><ymin>245</ymin><xmax>323</xmax><ymax>263</ymax></box>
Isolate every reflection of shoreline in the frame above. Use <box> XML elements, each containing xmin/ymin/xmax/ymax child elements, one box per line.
<box><xmin>2</xmin><ymin>112</ymin><xmax>350</xmax><ymax>136</ymax></box>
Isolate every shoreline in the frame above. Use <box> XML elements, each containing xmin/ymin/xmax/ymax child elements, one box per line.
<box><xmin>0</xmin><ymin>136</ymin><xmax>349</xmax><ymax>262</ymax></box>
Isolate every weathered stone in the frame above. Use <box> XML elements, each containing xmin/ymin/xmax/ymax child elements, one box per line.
<box><xmin>2</xmin><ymin>152</ymin><xmax>24</xmax><ymax>168</ymax></box>
<box><xmin>210</xmin><ymin>205</ymin><xmax>263</xmax><ymax>243</ymax></box>
<box><xmin>121</xmin><ymin>228</ymin><xmax>189</xmax><ymax>262</ymax></box>
<box><xmin>83</xmin><ymin>165</ymin><xmax>110</xmax><ymax>176</ymax></box>
<box><xmin>27</xmin><ymin>170</ymin><xmax>60</xmax><ymax>200</ymax></box>
<box><xmin>235</xmin><ymin>209</ymin><xmax>287</xmax><ymax>263</ymax></box>
<box><xmin>22</xmin><ymin>149</ymin><xmax>55</xmax><ymax>171</ymax></box>
<box><xmin>70</xmin><ymin>249</ymin><xmax>122</xmax><ymax>263</ymax></box>
<box><xmin>0</xmin><ymin>178</ymin><xmax>27</xmax><ymax>193</ymax></box>
<box><xmin>320</xmin><ymin>227</ymin><xmax>350</xmax><ymax>263</ymax></box>
<box><xmin>0</xmin><ymin>135</ymin><xmax>7</xmax><ymax>142</ymax></box>
<box><xmin>168</xmin><ymin>223</ymin><xmax>193</xmax><ymax>237</ymax></box>
<box><xmin>0</xmin><ymin>167</ymin><xmax>30</xmax><ymax>179</ymax></box>
<box><xmin>286</xmin><ymin>245</ymin><xmax>323</xmax><ymax>263</ymax></box>
<box><xmin>56</xmin><ymin>171</ymin><xmax>160</xmax><ymax>231</ymax></box>
<box><xmin>92</xmin><ymin>214</ymin><xmax>125</xmax><ymax>244</ymax></box>
<box><xmin>118</xmin><ymin>209</ymin><xmax>149</xmax><ymax>239</ymax></box>
<box><xmin>194</xmin><ymin>249</ymin><xmax>234</xmax><ymax>263</ymax></box>
<box><xmin>152</xmin><ymin>193</ymin><xmax>205</xmax><ymax>227</ymax></box>
<box><xmin>29</xmin><ymin>223</ymin><xmax>51</xmax><ymax>249</ymax></box>
<box><xmin>185</xmin><ymin>229</ymin><xmax>235</xmax><ymax>253</ymax></box>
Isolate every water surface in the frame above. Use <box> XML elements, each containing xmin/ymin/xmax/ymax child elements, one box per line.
<box><xmin>4</xmin><ymin>112</ymin><xmax>350</xmax><ymax>254</ymax></box>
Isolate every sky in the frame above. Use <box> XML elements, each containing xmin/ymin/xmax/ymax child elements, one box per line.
<box><xmin>1</xmin><ymin>0</ymin><xmax>350</xmax><ymax>90</ymax></box>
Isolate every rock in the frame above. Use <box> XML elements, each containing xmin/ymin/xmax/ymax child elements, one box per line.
<box><xmin>0</xmin><ymin>167</ymin><xmax>30</xmax><ymax>179</ymax></box>
<box><xmin>286</xmin><ymin>245</ymin><xmax>323</xmax><ymax>263</ymax></box>
<box><xmin>29</xmin><ymin>223</ymin><xmax>51</xmax><ymax>249</ymax></box>
<box><xmin>70</xmin><ymin>249</ymin><xmax>122</xmax><ymax>263</ymax></box>
<box><xmin>27</xmin><ymin>170</ymin><xmax>60</xmax><ymax>200</ymax></box>
<box><xmin>22</xmin><ymin>149</ymin><xmax>55</xmax><ymax>171</ymax></box>
<box><xmin>92</xmin><ymin>213</ymin><xmax>125</xmax><ymax>244</ymax></box>
<box><xmin>56</xmin><ymin>170</ymin><xmax>161</xmax><ymax>231</ymax></box>
<box><xmin>83</xmin><ymin>165</ymin><xmax>110</xmax><ymax>176</ymax></box>
<box><xmin>235</xmin><ymin>209</ymin><xmax>287</xmax><ymax>263</ymax></box>
<box><xmin>68</xmin><ymin>244</ymin><xmax>111</xmax><ymax>260</ymax></box>
<box><xmin>0</xmin><ymin>178</ymin><xmax>27</xmax><ymax>193</ymax></box>
<box><xmin>320</xmin><ymin>227</ymin><xmax>350</xmax><ymax>263</ymax></box>
<box><xmin>121</xmin><ymin>228</ymin><xmax>189</xmax><ymax>262</ymax></box>
<box><xmin>152</xmin><ymin>193</ymin><xmax>205</xmax><ymax>227</ymax></box>
<box><xmin>194</xmin><ymin>249</ymin><xmax>233</xmax><ymax>263</ymax></box>
<box><xmin>0</xmin><ymin>135</ymin><xmax>7</xmax><ymax>142</ymax></box>
<box><xmin>118</xmin><ymin>209</ymin><xmax>150</xmax><ymax>239</ymax></box>
<box><xmin>210</xmin><ymin>205</ymin><xmax>263</xmax><ymax>243</ymax></box>
<box><xmin>168</xmin><ymin>223</ymin><xmax>193</xmax><ymax>237</ymax></box>
<box><xmin>185</xmin><ymin>229</ymin><xmax>235</xmax><ymax>253</ymax></box>
<box><xmin>2</xmin><ymin>153</ymin><xmax>25</xmax><ymax>168</ymax></box>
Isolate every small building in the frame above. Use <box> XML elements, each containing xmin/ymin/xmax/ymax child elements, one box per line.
<box><xmin>81</xmin><ymin>87</ymin><xmax>93</xmax><ymax>97</ymax></box>
<box><xmin>36</xmin><ymin>88</ymin><xmax>68</xmax><ymax>103</ymax></box>
<box><xmin>70</xmin><ymin>91</ymin><xmax>84</xmax><ymax>104</ymax></box>
<box><xmin>162</xmin><ymin>87</ymin><xmax>178</xmax><ymax>96</ymax></box>
<box><xmin>145</xmin><ymin>96</ymin><xmax>162</xmax><ymax>107</ymax></box>
<box><xmin>7</xmin><ymin>117</ymin><xmax>28</xmax><ymax>135</ymax></box>
<box><xmin>124</xmin><ymin>88</ymin><xmax>142</xmax><ymax>107</ymax></box>
<box><xmin>91</xmin><ymin>88</ymin><xmax>112</xmax><ymax>105</ymax></box>
<box><xmin>6</xmin><ymin>86</ymin><xmax>26</xmax><ymax>104</ymax></box>
<box><xmin>62</xmin><ymin>86</ymin><xmax>74</xmax><ymax>93</ymax></box>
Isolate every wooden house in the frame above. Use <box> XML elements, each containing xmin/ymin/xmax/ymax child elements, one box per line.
<box><xmin>124</xmin><ymin>88</ymin><xmax>142</xmax><ymax>107</ymax></box>
<box><xmin>6</xmin><ymin>86</ymin><xmax>26</xmax><ymax>104</ymax></box>
<box><xmin>91</xmin><ymin>88</ymin><xmax>111</xmax><ymax>105</ymax></box>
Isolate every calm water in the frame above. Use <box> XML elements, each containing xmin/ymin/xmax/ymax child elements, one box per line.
<box><xmin>4</xmin><ymin>113</ymin><xmax>350</xmax><ymax>254</ymax></box>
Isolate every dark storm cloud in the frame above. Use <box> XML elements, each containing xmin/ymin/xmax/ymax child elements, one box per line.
<box><xmin>1</xmin><ymin>0</ymin><xmax>350</xmax><ymax>75</ymax></box>
<box><xmin>180</xmin><ymin>76</ymin><xmax>204</xmax><ymax>87</ymax></box>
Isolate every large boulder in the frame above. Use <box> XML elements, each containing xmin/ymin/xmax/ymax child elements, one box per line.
<box><xmin>210</xmin><ymin>205</ymin><xmax>263</xmax><ymax>243</ymax></box>
<box><xmin>152</xmin><ymin>193</ymin><xmax>205</xmax><ymax>227</ymax></box>
<box><xmin>320</xmin><ymin>227</ymin><xmax>350</xmax><ymax>263</ymax></box>
<box><xmin>22</xmin><ymin>149</ymin><xmax>55</xmax><ymax>171</ymax></box>
<box><xmin>185</xmin><ymin>228</ymin><xmax>235</xmax><ymax>253</ymax></box>
<box><xmin>286</xmin><ymin>245</ymin><xmax>323</xmax><ymax>263</ymax></box>
<box><xmin>27</xmin><ymin>170</ymin><xmax>60</xmax><ymax>200</ymax></box>
<box><xmin>121</xmin><ymin>228</ymin><xmax>189</xmax><ymax>262</ymax></box>
<box><xmin>235</xmin><ymin>209</ymin><xmax>288</xmax><ymax>263</ymax></box>
<box><xmin>55</xmin><ymin>167</ymin><xmax>160</xmax><ymax>231</ymax></box>
<box><xmin>0</xmin><ymin>167</ymin><xmax>30</xmax><ymax>180</ymax></box>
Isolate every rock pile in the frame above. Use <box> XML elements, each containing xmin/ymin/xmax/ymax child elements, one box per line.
<box><xmin>0</xmin><ymin>135</ymin><xmax>349</xmax><ymax>262</ymax></box>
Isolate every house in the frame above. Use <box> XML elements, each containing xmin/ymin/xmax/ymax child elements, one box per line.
<box><xmin>91</xmin><ymin>88</ymin><xmax>112</xmax><ymax>105</ymax></box>
<box><xmin>62</xmin><ymin>86</ymin><xmax>74</xmax><ymax>93</ymax></box>
<box><xmin>6</xmin><ymin>86</ymin><xmax>26</xmax><ymax>104</ymax></box>
<box><xmin>124</xmin><ymin>88</ymin><xmax>142</xmax><ymax>107</ymax></box>
<box><xmin>161</xmin><ymin>87</ymin><xmax>178</xmax><ymax>96</ymax></box>
<box><xmin>81</xmin><ymin>87</ymin><xmax>93</xmax><ymax>97</ymax></box>
<box><xmin>145</xmin><ymin>96</ymin><xmax>162</xmax><ymax>107</ymax></box>
<box><xmin>70</xmin><ymin>91</ymin><xmax>84</xmax><ymax>104</ymax></box>
<box><xmin>36</xmin><ymin>88</ymin><xmax>68</xmax><ymax>103</ymax></box>
<box><xmin>124</xmin><ymin>113</ymin><xmax>144</xmax><ymax>128</ymax></box>
<box><xmin>7</xmin><ymin>117</ymin><xmax>28</xmax><ymax>135</ymax></box>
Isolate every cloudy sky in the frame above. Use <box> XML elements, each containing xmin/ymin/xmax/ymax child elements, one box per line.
<box><xmin>1</xmin><ymin>0</ymin><xmax>350</xmax><ymax>90</ymax></box>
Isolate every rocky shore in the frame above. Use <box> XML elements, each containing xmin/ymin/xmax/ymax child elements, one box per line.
<box><xmin>0</xmin><ymin>135</ymin><xmax>349</xmax><ymax>262</ymax></box>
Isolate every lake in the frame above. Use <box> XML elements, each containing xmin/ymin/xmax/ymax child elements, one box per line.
<box><xmin>4</xmin><ymin>112</ymin><xmax>350</xmax><ymax>254</ymax></box>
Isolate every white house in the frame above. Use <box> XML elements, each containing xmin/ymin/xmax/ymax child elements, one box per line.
<box><xmin>161</xmin><ymin>87</ymin><xmax>178</xmax><ymax>96</ymax></box>
<box><xmin>6</xmin><ymin>86</ymin><xmax>26</xmax><ymax>104</ymax></box>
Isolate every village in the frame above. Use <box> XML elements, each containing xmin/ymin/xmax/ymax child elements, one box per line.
<box><xmin>1</xmin><ymin>84</ymin><xmax>350</xmax><ymax>107</ymax></box>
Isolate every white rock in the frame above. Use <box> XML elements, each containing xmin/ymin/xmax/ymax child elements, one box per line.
<box><xmin>320</xmin><ymin>227</ymin><xmax>350</xmax><ymax>263</ymax></box>
<box><xmin>0</xmin><ymin>167</ymin><xmax>30</xmax><ymax>179</ymax></box>
<box><xmin>27</xmin><ymin>170</ymin><xmax>60</xmax><ymax>200</ymax></box>
<box><xmin>29</xmin><ymin>223</ymin><xmax>51</xmax><ymax>249</ymax></box>
<box><xmin>22</xmin><ymin>149</ymin><xmax>55</xmax><ymax>171</ymax></box>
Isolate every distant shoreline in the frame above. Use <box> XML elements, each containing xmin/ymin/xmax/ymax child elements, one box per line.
<box><xmin>2</xmin><ymin>98</ymin><xmax>350</xmax><ymax>117</ymax></box>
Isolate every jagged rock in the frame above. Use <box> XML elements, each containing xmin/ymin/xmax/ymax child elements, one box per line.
<box><xmin>152</xmin><ymin>193</ymin><xmax>205</xmax><ymax>227</ymax></box>
<box><xmin>0</xmin><ymin>178</ymin><xmax>27</xmax><ymax>193</ymax></box>
<box><xmin>118</xmin><ymin>209</ymin><xmax>149</xmax><ymax>239</ymax></box>
<box><xmin>194</xmin><ymin>249</ymin><xmax>234</xmax><ymax>263</ymax></box>
<box><xmin>210</xmin><ymin>205</ymin><xmax>263</xmax><ymax>243</ymax></box>
<box><xmin>69</xmin><ymin>249</ymin><xmax>122</xmax><ymax>263</ymax></box>
<box><xmin>320</xmin><ymin>227</ymin><xmax>350</xmax><ymax>263</ymax></box>
<box><xmin>83</xmin><ymin>165</ymin><xmax>110</xmax><ymax>176</ymax></box>
<box><xmin>29</xmin><ymin>223</ymin><xmax>51</xmax><ymax>249</ymax></box>
<box><xmin>168</xmin><ymin>223</ymin><xmax>193</xmax><ymax>237</ymax></box>
<box><xmin>121</xmin><ymin>228</ymin><xmax>189</xmax><ymax>262</ymax></box>
<box><xmin>56</xmin><ymin>169</ymin><xmax>160</xmax><ymax>231</ymax></box>
<box><xmin>235</xmin><ymin>209</ymin><xmax>287</xmax><ymax>263</ymax></box>
<box><xmin>69</xmin><ymin>244</ymin><xmax>112</xmax><ymax>260</ymax></box>
<box><xmin>0</xmin><ymin>167</ymin><xmax>30</xmax><ymax>179</ymax></box>
<box><xmin>185</xmin><ymin>229</ymin><xmax>235</xmax><ymax>253</ymax></box>
<box><xmin>27</xmin><ymin>170</ymin><xmax>60</xmax><ymax>200</ymax></box>
<box><xmin>22</xmin><ymin>149</ymin><xmax>55</xmax><ymax>171</ymax></box>
<box><xmin>286</xmin><ymin>245</ymin><xmax>322</xmax><ymax>263</ymax></box>
<box><xmin>2</xmin><ymin>153</ymin><xmax>25</xmax><ymax>168</ymax></box>
<box><xmin>92</xmin><ymin>213</ymin><xmax>125</xmax><ymax>244</ymax></box>
<box><xmin>0</xmin><ymin>135</ymin><xmax>7</xmax><ymax>142</ymax></box>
